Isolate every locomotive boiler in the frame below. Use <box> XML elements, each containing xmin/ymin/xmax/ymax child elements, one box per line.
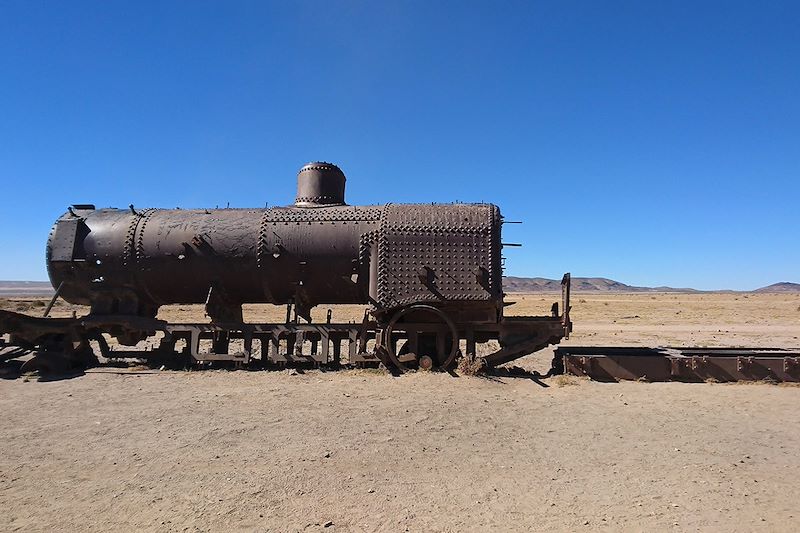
<box><xmin>3</xmin><ymin>162</ymin><xmax>571</xmax><ymax>372</ymax></box>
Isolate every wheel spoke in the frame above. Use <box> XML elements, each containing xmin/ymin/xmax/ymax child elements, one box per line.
<box><xmin>383</xmin><ymin>305</ymin><xmax>459</xmax><ymax>372</ymax></box>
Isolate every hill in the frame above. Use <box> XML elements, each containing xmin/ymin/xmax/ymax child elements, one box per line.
<box><xmin>502</xmin><ymin>276</ymin><xmax>698</xmax><ymax>293</ymax></box>
<box><xmin>754</xmin><ymin>282</ymin><xmax>800</xmax><ymax>293</ymax></box>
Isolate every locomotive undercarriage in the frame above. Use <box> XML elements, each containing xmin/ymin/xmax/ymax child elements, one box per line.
<box><xmin>0</xmin><ymin>277</ymin><xmax>572</xmax><ymax>374</ymax></box>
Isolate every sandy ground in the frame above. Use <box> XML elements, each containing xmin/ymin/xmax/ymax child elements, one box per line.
<box><xmin>1</xmin><ymin>292</ymin><xmax>799</xmax><ymax>532</ymax></box>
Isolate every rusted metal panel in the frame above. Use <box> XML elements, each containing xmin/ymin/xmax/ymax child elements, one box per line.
<box><xmin>47</xmin><ymin>206</ymin><xmax>381</xmax><ymax>314</ymax></box>
<box><xmin>557</xmin><ymin>347</ymin><xmax>800</xmax><ymax>382</ymax></box>
<box><xmin>376</xmin><ymin>203</ymin><xmax>501</xmax><ymax>310</ymax></box>
<box><xmin>49</xmin><ymin>218</ymin><xmax>84</xmax><ymax>262</ymax></box>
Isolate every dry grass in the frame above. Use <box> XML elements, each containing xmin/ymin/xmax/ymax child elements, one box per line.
<box><xmin>551</xmin><ymin>374</ymin><xmax>582</xmax><ymax>387</ymax></box>
<box><xmin>732</xmin><ymin>378</ymin><xmax>779</xmax><ymax>386</ymax></box>
<box><xmin>0</xmin><ymin>297</ymin><xmax>78</xmax><ymax>315</ymax></box>
<box><xmin>456</xmin><ymin>355</ymin><xmax>485</xmax><ymax>375</ymax></box>
<box><xmin>346</xmin><ymin>367</ymin><xmax>389</xmax><ymax>377</ymax></box>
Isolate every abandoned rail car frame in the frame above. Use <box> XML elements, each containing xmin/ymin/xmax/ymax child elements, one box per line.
<box><xmin>555</xmin><ymin>346</ymin><xmax>800</xmax><ymax>383</ymax></box>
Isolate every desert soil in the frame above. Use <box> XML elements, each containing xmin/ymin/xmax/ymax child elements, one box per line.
<box><xmin>1</xmin><ymin>292</ymin><xmax>799</xmax><ymax>532</ymax></box>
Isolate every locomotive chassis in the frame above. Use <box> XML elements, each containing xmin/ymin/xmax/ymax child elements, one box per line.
<box><xmin>0</xmin><ymin>276</ymin><xmax>571</xmax><ymax>373</ymax></box>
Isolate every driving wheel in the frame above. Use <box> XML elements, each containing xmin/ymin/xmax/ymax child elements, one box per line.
<box><xmin>383</xmin><ymin>305</ymin><xmax>459</xmax><ymax>372</ymax></box>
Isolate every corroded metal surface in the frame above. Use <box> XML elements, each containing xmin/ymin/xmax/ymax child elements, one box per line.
<box><xmin>2</xmin><ymin>162</ymin><xmax>571</xmax><ymax>372</ymax></box>
<box><xmin>556</xmin><ymin>346</ymin><xmax>800</xmax><ymax>382</ymax></box>
<box><xmin>294</xmin><ymin>162</ymin><xmax>347</xmax><ymax>207</ymax></box>
<box><xmin>376</xmin><ymin>203</ymin><xmax>501</xmax><ymax>314</ymax></box>
<box><xmin>46</xmin><ymin>165</ymin><xmax>504</xmax><ymax>324</ymax></box>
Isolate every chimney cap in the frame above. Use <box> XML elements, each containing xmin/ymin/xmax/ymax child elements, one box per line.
<box><xmin>295</xmin><ymin>162</ymin><xmax>347</xmax><ymax>207</ymax></box>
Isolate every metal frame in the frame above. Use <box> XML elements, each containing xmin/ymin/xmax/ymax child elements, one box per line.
<box><xmin>0</xmin><ymin>273</ymin><xmax>573</xmax><ymax>372</ymax></box>
<box><xmin>556</xmin><ymin>346</ymin><xmax>800</xmax><ymax>382</ymax></box>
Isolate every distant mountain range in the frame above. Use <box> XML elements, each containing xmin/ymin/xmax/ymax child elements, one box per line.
<box><xmin>0</xmin><ymin>278</ymin><xmax>798</xmax><ymax>297</ymax></box>
<box><xmin>502</xmin><ymin>277</ymin><xmax>800</xmax><ymax>293</ymax></box>
<box><xmin>0</xmin><ymin>281</ymin><xmax>55</xmax><ymax>296</ymax></box>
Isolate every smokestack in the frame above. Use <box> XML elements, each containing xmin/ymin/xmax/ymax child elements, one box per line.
<box><xmin>294</xmin><ymin>162</ymin><xmax>346</xmax><ymax>207</ymax></box>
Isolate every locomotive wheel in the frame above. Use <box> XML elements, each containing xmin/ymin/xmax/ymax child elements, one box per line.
<box><xmin>384</xmin><ymin>305</ymin><xmax>459</xmax><ymax>372</ymax></box>
<box><xmin>398</xmin><ymin>334</ymin><xmax>453</xmax><ymax>371</ymax></box>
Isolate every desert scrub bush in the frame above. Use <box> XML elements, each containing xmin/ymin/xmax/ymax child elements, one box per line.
<box><xmin>552</xmin><ymin>374</ymin><xmax>581</xmax><ymax>387</ymax></box>
<box><xmin>457</xmin><ymin>355</ymin><xmax>485</xmax><ymax>375</ymax></box>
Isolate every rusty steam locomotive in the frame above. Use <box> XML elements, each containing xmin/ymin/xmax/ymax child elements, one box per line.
<box><xmin>0</xmin><ymin>162</ymin><xmax>571</xmax><ymax>372</ymax></box>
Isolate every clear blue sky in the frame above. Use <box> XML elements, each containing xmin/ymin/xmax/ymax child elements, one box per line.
<box><xmin>1</xmin><ymin>1</ymin><xmax>798</xmax><ymax>290</ymax></box>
